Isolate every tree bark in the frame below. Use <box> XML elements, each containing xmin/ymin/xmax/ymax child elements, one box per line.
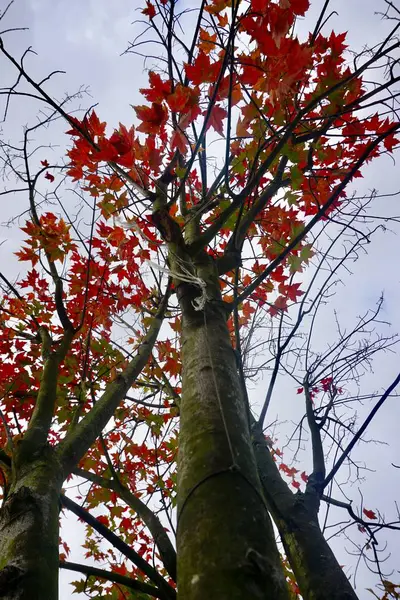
<box><xmin>0</xmin><ymin>446</ymin><xmax>62</xmax><ymax>600</ymax></box>
<box><xmin>277</xmin><ymin>511</ymin><xmax>359</xmax><ymax>600</ymax></box>
<box><xmin>176</xmin><ymin>255</ymin><xmax>289</xmax><ymax>600</ymax></box>
<box><xmin>252</xmin><ymin>423</ymin><xmax>359</xmax><ymax>600</ymax></box>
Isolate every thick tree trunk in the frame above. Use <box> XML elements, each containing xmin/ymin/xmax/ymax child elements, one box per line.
<box><xmin>0</xmin><ymin>446</ymin><xmax>62</xmax><ymax>600</ymax></box>
<box><xmin>176</xmin><ymin>258</ymin><xmax>289</xmax><ymax>600</ymax></box>
<box><xmin>252</xmin><ymin>423</ymin><xmax>359</xmax><ymax>600</ymax></box>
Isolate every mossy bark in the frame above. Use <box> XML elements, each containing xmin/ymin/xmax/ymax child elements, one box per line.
<box><xmin>277</xmin><ymin>510</ymin><xmax>359</xmax><ymax>600</ymax></box>
<box><xmin>0</xmin><ymin>445</ymin><xmax>62</xmax><ymax>600</ymax></box>
<box><xmin>176</xmin><ymin>255</ymin><xmax>289</xmax><ymax>600</ymax></box>
<box><xmin>253</xmin><ymin>422</ymin><xmax>359</xmax><ymax>600</ymax></box>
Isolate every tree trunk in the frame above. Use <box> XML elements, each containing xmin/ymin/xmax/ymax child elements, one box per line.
<box><xmin>176</xmin><ymin>256</ymin><xmax>289</xmax><ymax>600</ymax></box>
<box><xmin>277</xmin><ymin>511</ymin><xmax>359</xmax><ymax>600</ymax></box>
<box><xmin>252</xmin><ymin>422</ymin><xmax>359</xmax><ymax>600</ymax></box>
<box><xmin>0</xmin><ymin>446</ymin><xmax>62</xmax><ymax>600</ymax></box>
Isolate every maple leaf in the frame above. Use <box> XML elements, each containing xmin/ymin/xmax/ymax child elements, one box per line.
<box><xmin>45</xmin><ymin>172</ymin><xmax>55</xmax><ymax>183</ymax></box>
<box><xmin>290</xmin><ymin>0</ymin><xmax>310</xmax><ymax>16</ymax></box>
<box><xmin>205</xmin><ymin>0</ymin><xmax>230</xmax><ymax>15</ymax></box>
<box><xmin>271</xmin><ymin>265</ymin><xmax>287</xmax><ymax>284</ymax></box>
<box><xmin>87</xmin><ymin>110</ymin><xmax>106</xmax><ymax>137</ymax></box>
<box><xmin>199</xmin><ymin>28</ymin><xmax>217</xmax><ymax>54</ymax></box>
<box><xmin>268</xmin><ymin>295</ymin><xmax>288</xmax><ymax>316</ymax></box>
<box><xmin>204</xmin><ymin>105</ymin><xmax>227</xmax><ymax>136</ymax></box>
<box><xmin>185</xmin><ymin>51</ymin><xmax>222</xmax><ymax>85</ymax></box>
<box><xmin>280</xmin><ymin>463</ymin><xmax>299</xmax><ymax>477</ymax></box>
<box><xmin>170</xmin><ymin>129</ymin><xmax>188</xmax><ymax>153</ymax></box>
<box><xmin>300</xmin><ymin>471</ymin><xmax>308</xmax><ymax>483</ymax></box>
<box><xmin>140</xmin><ymin>72</ymin><xmax>171</xmax><ymax>103</ymax></box>
<box><xmin>167</xmin><ymin>84</ymin><xmax>191</xmax><ymax>113</ymax></box>
<box><xmin>134</xmin><ymin>103</ymin><xmax>168</xmax><ymax>135</ymax></box>
<box><xmin>41</xmin><ymin>159</ymin><xmax>49</xmax><ymax>167</ymax></box>
<box><xmin>251</xmin><ymin>0</ymin><xmax>269</xmax><ymax>11</ymax></box>
<box><xmin>65</xmin><ymin>115</ymin><xmax>84</xmax><ymax>136</ymax></box>
<box><xmin>96</xmin><ymin>515</ymin><xmax>110</xmax><ymax>527</ymax></box>
<box><xmin>109</xmin><ymin>124</ymin><xmax>135</xmax><ymax>156</ymax></box>
<box><xmin>383</xmin><ymin>132</ymin><xmax>400</xmax><ymax>153</ymax></box>
<box><xmin>363</xmin><ymin>508</ymin><xmax>377</xmax><ymax>520</ymax></box>
<box><xmin>142</xmin><ymin>1</ymin><xmax>156</xmax><ymax>19</ymax></box>
<box><xmin>120</xmin><ymin>517</ymin><xmax>133</xmax><ymax>531</ymax></box>
<box><xmin>278</xmin><ymin>282</ymin><xmax>304</xmax><ymax>302</ymax></box>
<box><xmin>297</xmin><ymin>387</ymin><xmax>304</xmax><ymax>394</ymax></box>
<box><xmin>329</xmin><ymin>30</ymin><xmax>348</xmax><ymax>55</ymax></box>
<box><xmin>178</xmin><ymin>101</ymin><xmax>202</xmax><ymax>130</ymax></box>
<box><xmin>211</xmin><ymin>75</ymin><xmax>242</xmax><ymax>105</ymax></box>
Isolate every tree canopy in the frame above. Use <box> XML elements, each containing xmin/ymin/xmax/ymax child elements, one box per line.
<box><xmin>0</xmin><ymin>1</ymin><xmax>400</xmax><ymax>599</ymax></box>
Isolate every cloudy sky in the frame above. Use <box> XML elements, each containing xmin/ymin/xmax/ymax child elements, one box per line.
<box><xmin>1</xmin><ymin>0</ymin><xmax>400</xmax><ymax>598</ymax></box>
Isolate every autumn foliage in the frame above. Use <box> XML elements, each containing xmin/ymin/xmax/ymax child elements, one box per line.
<box><xmin>0</xmin><ymin>0</ymin><xmax>400</xmax><ymax>599</ymax></box>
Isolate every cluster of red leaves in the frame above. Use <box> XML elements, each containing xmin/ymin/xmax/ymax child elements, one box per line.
<box><xmin>297</xmin><ymin>376</ymin><xmax>343</xmax><ymax>399</ymax></box>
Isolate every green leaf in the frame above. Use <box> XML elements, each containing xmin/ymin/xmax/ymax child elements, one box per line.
<box><xmin>175</xmin><ymin>166</ymin><xmax>186</xmax><ymax>178</ymax></box>
<box><xmin>285</xmin><ymin>191</ymin><xmax>299</xmax><ymax>207</ymax></box>
<box><xmin>300</xmin><ymin>244</ymin><xmax>314</xmax><ymax>263</ymax></box>
<box><xmin>290</xmin><ymin>222</ymin><xmax>305</xmax><ymax>239</ymax></box>
<box><xmin>290</xmin><ymin>165</ymin><xmax>303</xmax><ymax>190</ymax></box>
<box><xmin>71</xmin><ymin>579</ymin><xmax>86</xmax><ymax>594</ymax></box>
<box><xmin>288</xmin><ymin>254</ymin><xmax>303</xmax><ymax>274</ymax></box>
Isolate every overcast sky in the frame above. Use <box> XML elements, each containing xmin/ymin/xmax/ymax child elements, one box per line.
<box><xmin>1</xmin><ymin>0</ymin><xmax>400</xmax><ymax>598</ymax></box>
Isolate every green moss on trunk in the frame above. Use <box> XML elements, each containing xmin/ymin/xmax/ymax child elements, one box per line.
<box><xmin>278</xmin><ymin>509</ymin><xmax>359</xmax><ymax>600</ymax></box>
<box><xmin>0</xmin><ymin>446</ymin><xmax>62</xmax><ymax>600</ymax></box>
<box><xmin>253</xmin><ymin>421</ymin><xmax>359</xmax><ymax>600</ymax></box>
<box><xmin>176</xmin><ymin>262</ymin><xmax>289</xmax><ymax>600</ymax></box>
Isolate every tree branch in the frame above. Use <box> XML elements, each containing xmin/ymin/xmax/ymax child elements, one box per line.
<box><xmin>232</xmin><ymin>125</ymin><xmax>400</xmax><ymax>309</ymax></box>
<box><xmin>323</xmin><ymin>370</ymin><xmax>400</xmax><ymax>488</ymax></box>
<box><xmin>60</xmin><ymin>495</ymin><xmax>176</xmax><ymax>600</ymax></box>
<box><xmin>20</xmin><ymin>327</ymin><xmax>74</xmax><ymax>458</ymax></box>
<box><xmin>60</xmin><ymin>560</ymin><xmax>165</xmax><ymax>599</ymax></box>
<box><xmin>57</xmin><ymin>285</ymin><xmax>171</xmax><ymax>477</ymax></box>
<box><xmin>73</xmin><ymin>467</ymin><xmax>176</xmax><ymax>581</ymax></box>
<box><xmin>304</xmin><ymin>383</ymin><xmax>325</xmax><ymax>508</ymax></box>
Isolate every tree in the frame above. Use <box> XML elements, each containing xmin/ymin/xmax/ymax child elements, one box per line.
<box><xmin>0</xmin><ymin>0</ymin><xmax>399</xmax><ymax>599</ymax></box>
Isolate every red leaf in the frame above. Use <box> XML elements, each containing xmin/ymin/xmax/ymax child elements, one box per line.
<box><xmin>291</xmin><ymin>0</ymin><xmax>310</xmax><ymax>16</ymax></box>
<box><xmin>167</xmin><ymin>84</ymin><xmax>191</xmax><ymax>113</ymax></box>
<box><xmin>87</xmin><ymin>110</ymin><xmax>106</xmax><ymax>137</ymax></box>
<box><xmin>134</xmin><ymin>103</ymin><xmax>168</xmax><ymax>135</ymax></box>
<box><xmin>140</xmin><ymin>72</ymin><xmax>171</xmax><ymax>103</ymax></box>
<box><xmin>41</xmin><ymin>159</ymin><xmax>49</xmax><ymax>167</ymax></box>
<box><xmin>120</xmin><ymin>517</ymin><xmax>133</xmax><ymax>531</ymax></box>
<box><xmin>112</xmin><ymin>563</ymin><xmax>128</xmax><ymax>576</ymax></box>
<box><xmin>204</xmin><ymin>104</ymin><xmax>227</xmax><ymax>136</ymax></box>
<box><xmin>297</xmin><ymin>387</ymin><xmax>304</xmax><ymax>394</ymax></box>
<box><xmin>384</xmin><ymin>132</ymin><xmax>400</xmax><ymax>153</ymax></box>
<box><xmin>279</xmin><ymin>282</ymin><xmax>304</xmax><ymax>302</ymax></box>
<box><xmin>300</xmin><ymin>471</ymin><xmax>308</xmax><ymax>483</ymax></box>
<box><xmin>268</xmin><ymin>295</ymin><xmax>288</xmax><ymax>316</ymax></box>
<box><xmin>363</xmin><ymin>508</ymin><xmax>377</xmax><ymax>520</ymax></box>
<box><xmin>170</xmin><ymin>129</ymin><xmax>188</xmax><ymax>153</ymax></box>
<box><xmin>142</xmin><ymin>1</ymin><xmax>156</xmax><ymax>19</ymax></box>
<box><xmin>185</xmin><ymin>51</ymin><xmax>221</xmax><ymax>85</ymax></box>
<box><xmin>45</xmin><ymin>172</ymin><xmax>55</xmax><ymax>183</ymax></box>
<box><xmin>109</xmin><ymin>124</ymin><xmax>135</xmax><ymax>156</ymax></box>
<box><xmin>96</xmin><ymin>515</ymin><xmax>110</xmax><ymax>527</ymax></box>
